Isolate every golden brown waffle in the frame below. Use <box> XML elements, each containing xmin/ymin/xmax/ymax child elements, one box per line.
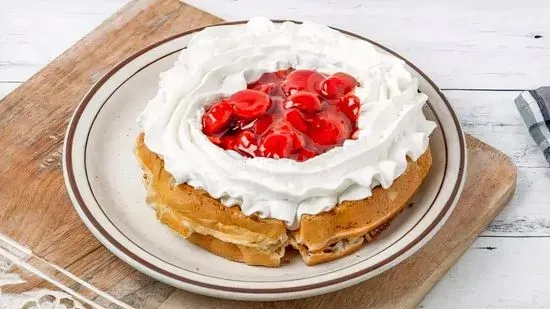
<box><xmin>135</xmin><ymin>133</ymin><xmax>431</xmax><ymax>266</ymax></box>
<box><xmin>135</xmin><ymin>134</ymin><xmax>288</xmax><ymax>267</ymax></box>
<box><xmin>291</xmin><ymin>150</ymin><xmax>432</xmax><ymax>265</ymax></box>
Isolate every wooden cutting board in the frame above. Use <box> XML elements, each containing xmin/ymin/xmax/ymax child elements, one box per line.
<box><xmin>0</xmin><ymin>0</ymin><xmax>517</xmax><ymax>308</ymax></box>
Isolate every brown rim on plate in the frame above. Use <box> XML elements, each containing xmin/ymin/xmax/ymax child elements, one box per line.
<box><xmin>64</xmin><ymin>20</ymin><xmax>466</xmax><ymax>294</ymax></box>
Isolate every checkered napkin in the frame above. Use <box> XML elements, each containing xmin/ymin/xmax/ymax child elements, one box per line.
<box><xmin>515</xmin><ymin>87</ymin><xmax>550</xmax><ymax>164</ymax></box>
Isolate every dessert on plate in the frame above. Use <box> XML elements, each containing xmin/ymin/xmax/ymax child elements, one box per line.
<box><xmin>135</xmin><ymin>18</ymin><xmax>436</xmax><ymax>267</ymax></box>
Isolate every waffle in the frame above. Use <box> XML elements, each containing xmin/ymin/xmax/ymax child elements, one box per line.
<box><xmin>135</xmin><ymin>134</ymin><xmax>431</xmax><ymax>266</ymax></box>
<box><xmin>290</xmin><ymin>149</ymin><xmax>432</xmax><ymax>265</ymax></box>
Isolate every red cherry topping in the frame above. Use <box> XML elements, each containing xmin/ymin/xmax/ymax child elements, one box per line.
<box><xmin>338</xmin><ymin>94</ymin><xmax>361</xmax><ymax>122</ymax></box>
<box><xmin>220</xmin><ymin>134</ymin><xmax>238</xmax><ymax>150</ymax></box>
<box><xmin>290</xmin><ymin>130</ymin><xmax>305</xmax><ymax>152</ymax></box>
<box><xmin>274</xmin><ymin>123</ymin><xmax>305</xmax><ymax>153</ymax></box>
<box><xmin>284</xmin><ymin>91</ymin><xmax>321</xmax><ymax>113</ymax></box>
<box><xmin>284</xmin><ymin>109</ymin><xmax>309</xmax><ymax>132</ymax></box>
<box><xmin>282</xmin><ymin>70</ymin><xmax>326</xmax><ymax>96</ymax></box>
<box><xmin>201</xmin><ymin>69</ymin><xmax>360</xmax><ymax>161</ymax></box>
<box><xmin>230</xmin><ymin>118</ymin><xmax>255</xmax><ymax>131</ymax></box>
<box><xmin>202</xmin><ymin>100</ymin><xmax>233</xmax><ymax>134</ymax></box>
<box><xmin>307</xmin><ymin>110</ymin><xmax>352</xmax><ymax>146</ymax></box>
<box><xmin>259</xmin><ymin>131</ymin><xmax>293</xmax><ymax>159</ymax></box>
<box><xmin>251</xmin><ymin>83</ymin><xmax>275</xmax><ymax>94</ymax></box>
<box><xmin>207</xmin><ymin>135</ymin><xmax>222</xmax><ymax>146</ymax></box>
<box><xmin>297</xmin><ymin>149</ymin><xmax>316</xmax><ymax>162</ymax></box>
<box><xmin>234</xmin><ymin>130</ymin><xmax>258</xmax><ymax>157</ymax></box>
<box><xmin>252</xmin><ymin>114</ymin><xmax>274</xmax><ymax>135</ymax></box>
<box><xmin>230</xmin><ymin>89</ymin><xmax>272</xmax><ymax>120</ymax></box>
<box><xmin>320</xmin><ymin>72</ymin><xmax>358</xmax><ymax>99</ymax></box>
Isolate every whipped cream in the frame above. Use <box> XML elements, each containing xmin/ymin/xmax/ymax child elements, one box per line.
<box><xmin>138</xmin><ymin>18</ymin><xmax>436</xmax><ymax>229</ymax></box>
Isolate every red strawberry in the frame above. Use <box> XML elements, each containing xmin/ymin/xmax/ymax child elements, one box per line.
<box><xmin>283</xmin><ymin>91</ymin><xmax>321</xmax><ymax>113</ymax></box>
<box><xmin>320</xmin><ymin>72</ymin><xmax>357</xmax><ymax>99</ymax></box>
<box><xmin>307</xmin><ymin>110</ymin><xmax>352</xmax><ymax>146</ymax></box>
<box><xmin>259</xmin><ymin>130</ymin><xmax>293</xmax><ymax>159</ymax></box>
<box><xmin>202</xmin><ymin>100</ymin><xmax>234</xmax><ymax>135</ymax></box>
<box><xmin>230</xmin><ymin>89</ymin><xmax>272</xmax><ymax>120</ymax></box>
<box><xmin>282</xmin><ymin>70</ymin><xmax>325</xmax><ymax>96</ymax></box>
<box><xmin>338</xmin><ymin>94</ymin><xmax>361</xmax><ymax>122</ymax></box>
<box><xmin>297</xmin><ymin>149</ymin><xmax>316</xmax><ymax>162</ymax></box>
<box><xmin>284</xmin><ymin>108</ymin><xmax>309</xmax><ymax>132</ymax></box>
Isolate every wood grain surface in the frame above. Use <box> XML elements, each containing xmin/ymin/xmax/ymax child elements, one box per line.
<box><xmin>4</xmin><ymin>0</ymin><xmax>550</xmax><ymax>89</ymax></box>
<box><xmin>0</xmin><ymin>1</ymin><xmax>221</xmax><ymax>307</ymax></box>
<box><xmin>0</xmin><ymin>1</ymin><xmax>517</xmax><ymax>308</ymax></box>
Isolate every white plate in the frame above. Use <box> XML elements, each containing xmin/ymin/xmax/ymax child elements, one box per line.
<box><xmin>63</xmin><ymin>21</ymin><xmax>466</xmax><ymax>301</ymax></box>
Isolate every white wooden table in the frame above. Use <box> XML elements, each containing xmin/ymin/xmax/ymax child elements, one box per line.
<box><xmin>2</xmin><ymin>1</ymin><xmax>549</xmax><ymax>307</ymax></box>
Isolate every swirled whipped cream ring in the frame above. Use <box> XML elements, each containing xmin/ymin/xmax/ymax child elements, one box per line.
<box><xmin>136</xmin><ymin>17</ymin><xmax>436</xmax><ymax>266</ymax></box>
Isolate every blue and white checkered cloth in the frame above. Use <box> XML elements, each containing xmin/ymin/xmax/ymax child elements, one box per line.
<box><xmin>515</xmin><ymin>87</ymin><xmax>550</xmax><ymax>164</ymax></box>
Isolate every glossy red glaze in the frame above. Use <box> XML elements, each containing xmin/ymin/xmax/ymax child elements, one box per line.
<box><xmin>202</xmin><ymin>69</ymin><xmax>360</xmax><ymax>161</ymax></box>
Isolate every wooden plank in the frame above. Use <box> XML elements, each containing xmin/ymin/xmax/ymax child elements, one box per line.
<box><xmin>184</xmin><ymin>0</ymin><xmax>550</xmax><ymax>90</ymax></box>
<box><xmin>484</xmin><ymin>167</ymin><xmax>550</xmax><ymax>236</ymax></box>
<box><xmin>0</xmin><ymin>0</ymin><xmax>129</xmax><ymax>82</ymax></box>
<box><xmin>3</xmin><ymin>0</ymin><xmax>549</xmax><ymax>88</ymax></box>
<box><xmin>446</xmin><ymin>91</ymin><xmax>547</xmax><ymax>169</ymax></box>
<box><xmin>0</xmin><ymin>0</ymin><xmax>222</xmax><ymax>302</ymax></box>
<box><xmin>421</xmin><ymin>237</ymin><xmax>550</xmax><ymax>308</ymax></box>
<box><xmin>443</xmin><ymin>91</ymin><xmax>550</xmax><ymax>236</ymax></box>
